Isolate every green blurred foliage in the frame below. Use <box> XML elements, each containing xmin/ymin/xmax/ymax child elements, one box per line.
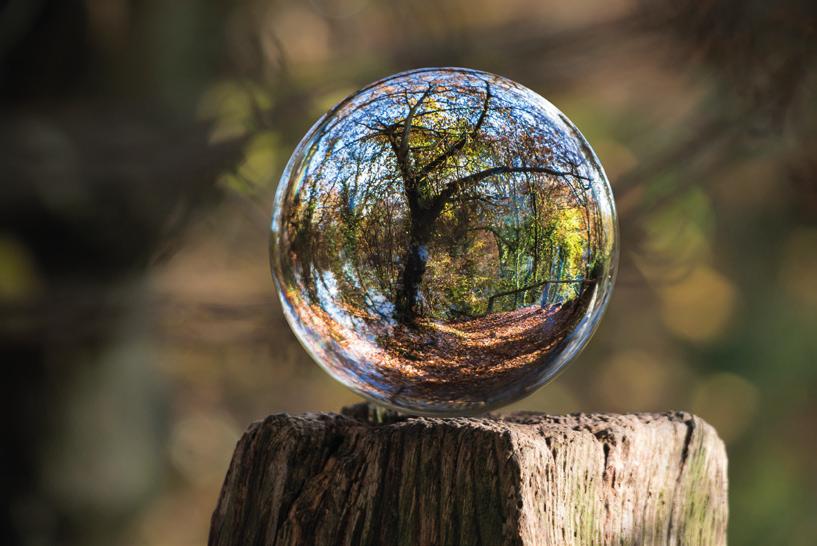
<box><xmin>1</xmin><ymin>0</ymin><xmax>816</xmax><ymax>545</ymax></box>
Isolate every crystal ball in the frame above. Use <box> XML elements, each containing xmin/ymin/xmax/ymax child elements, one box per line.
<box><xmin>270</xmin><ymin>68</ymin><xmax>618</xmax><ymax>414</ymax></box>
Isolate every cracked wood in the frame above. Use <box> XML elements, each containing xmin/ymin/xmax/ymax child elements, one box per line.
<box><xmin>209</xmin><ymin>403</ymin><xmax>727</xmax><ymax>546</ymax></box>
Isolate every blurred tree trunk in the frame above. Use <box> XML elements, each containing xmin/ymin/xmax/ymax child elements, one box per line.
<box><xmin>0</xmin><ymin>1</ymin><xmax>241</xmax><ymax>544</ymax></box>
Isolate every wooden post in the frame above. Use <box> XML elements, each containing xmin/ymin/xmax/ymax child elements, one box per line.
<box><xmin>209</xmin><ymin>403</ymin><xmax>727</xmax><ymax>546</ymax></box>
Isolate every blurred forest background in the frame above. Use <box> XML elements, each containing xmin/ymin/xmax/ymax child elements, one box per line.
<box><xmin>0</xmin><ymin>0</ymin><xmax>815</xmax><ymax>545</ymax></box>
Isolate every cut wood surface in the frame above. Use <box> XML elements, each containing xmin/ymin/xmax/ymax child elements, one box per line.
<box><xmin>209</xmin><ymin>403</ymin><xmax>728</xmax><ymax>546</ymax></box>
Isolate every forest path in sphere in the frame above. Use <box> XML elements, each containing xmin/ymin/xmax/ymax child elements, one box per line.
<box><xmin>287</xmin><ymin>282</ymin><xmax>592</xmax><ymax>409</ymax></box>
<box><xmin>373</xmin><ymin>301</ymin><xmax>582</xmax><ymax>404</ymax></box>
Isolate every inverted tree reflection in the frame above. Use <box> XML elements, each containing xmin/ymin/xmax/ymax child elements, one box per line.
<box><xmin>273</xmin><ymin>68</ymin><xmax>615</xmax><ymax>410</ymax></box>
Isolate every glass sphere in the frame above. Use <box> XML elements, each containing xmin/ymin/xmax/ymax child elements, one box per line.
<box><xmin>270</xmin><ymin>68</ymin><xmax>618</xmax><ymax>414</ymax></box>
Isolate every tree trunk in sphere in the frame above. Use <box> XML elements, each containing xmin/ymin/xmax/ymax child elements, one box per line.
<box><xmin>395</xmin><ymin>214</ymin><xmax>432</xmax><ymax>323</ymax></box>
<box><xmin>209</xmin><ymin>403</ymin><xmax>728</xmax><ymax>546</ymax></box>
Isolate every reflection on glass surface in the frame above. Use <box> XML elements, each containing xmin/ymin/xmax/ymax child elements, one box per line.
<box><xmin>270</xmin><ymin>68</ymin><xmax>618</xmax><ymax>414</ymax></box>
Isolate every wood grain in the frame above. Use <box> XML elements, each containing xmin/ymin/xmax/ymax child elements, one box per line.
<box><xmin>209</xmin><ymin>403</ymin><xmax>727</xmax><ymax>546</ymax></box>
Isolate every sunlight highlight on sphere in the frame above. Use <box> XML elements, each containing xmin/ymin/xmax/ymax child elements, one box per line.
<box><xmin>270</xmin><ymin>68</ymin><xmax>618</xmax><ymax>414</ymax></box>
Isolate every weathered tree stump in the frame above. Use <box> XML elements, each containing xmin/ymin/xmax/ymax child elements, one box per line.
<box><xmin>209</xmin><ymin>403</ymin><xmax>727</xmax><ymax>546</ymax></box>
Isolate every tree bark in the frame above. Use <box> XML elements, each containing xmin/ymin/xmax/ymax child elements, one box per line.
<box><xmin>394</xmin><ymin>212</ymin><xmax>433</xmax><ymax>323</ymax></box>
<box><xmin>209</xmin><ymin>403</ymin><xmax>728</xmax><ymax>546</ymax></box>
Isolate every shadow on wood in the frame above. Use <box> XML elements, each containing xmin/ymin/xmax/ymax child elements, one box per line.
<box><xmin>209</xmin><ymin>403</ymin><xmax>727</xmax><ymax>546</ymax></box>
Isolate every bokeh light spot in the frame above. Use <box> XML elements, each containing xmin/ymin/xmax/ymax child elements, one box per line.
<box><xmin>659</xmin><ymin>265</ymin><xmax>737</xmax><ymax>343</ymax></box>
<box><xmin>691</xmin><ymin>372</ymin><xmax>759</xmax><ymax>444</ymax></box>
